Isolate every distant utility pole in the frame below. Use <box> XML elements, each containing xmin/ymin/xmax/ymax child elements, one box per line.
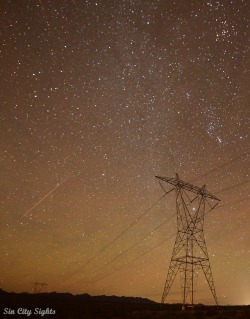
<box><xmin>156</xmin><ymin>174</ymin><xmax>219</xmax><ymax>308</ymax></box>
<box><xmin>32</xmin><ymin>282</ymin><xmax>48</xmax><ymax>293</ymax></box>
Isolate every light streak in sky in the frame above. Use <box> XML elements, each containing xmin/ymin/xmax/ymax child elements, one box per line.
<box><xmin>22</xmin><ymin>176</ymin><xmax>71</xmax><ymax>217</ymax></box>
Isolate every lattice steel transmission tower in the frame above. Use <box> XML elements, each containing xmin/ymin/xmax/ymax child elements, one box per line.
<box><xmin>32</xmin><ymin>282</ymin><xmax>48</xmax><ymax>293</ymax></box>
<box><xmin>156</xmin><ymin>174</ymin><xmax>220</xmax><ymax>307</ymax></box>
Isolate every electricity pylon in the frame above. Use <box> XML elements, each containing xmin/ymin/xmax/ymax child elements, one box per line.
<box><xmin>156</xmin><ymin>174</ymin><xmax>220</xmax><ymax>307</ymax></box>
<box><xmin>32</xmin><ymin>282</ymin><xmax>48</xmax><ymax>293</ymax></box>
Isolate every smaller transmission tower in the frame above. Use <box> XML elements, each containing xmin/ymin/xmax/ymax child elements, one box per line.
<box><xmin>32</xmin><ymin>282</ymin><xmax>48</xmax><ymax>293</ymax></box>
<box><xmin>156</xmin><ymin>174</ymin><xmax>220</xmax><ymax>307</ymax></box>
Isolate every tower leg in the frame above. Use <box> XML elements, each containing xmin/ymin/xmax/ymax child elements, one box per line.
<box><xmin>200</xmin><ymin>261</ymin><xmax>218</xmax><ymax>305</ymax></box>
<box><xmin>161</xmin><ymin>259</ymin><xmax>180</xmax><ymax>303</ymax></box>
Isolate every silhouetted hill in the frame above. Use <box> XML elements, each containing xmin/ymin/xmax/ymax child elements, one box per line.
<box><xmin>0</xmin><ymin>288</ymin><xmax>157</xmax><ymax>319</ymax></box>
<box><xmin>0</xmin><ymin>288</ymin><xmax>154</xmax><ymax>303</ymax></box>
<box><xmin>0</xmin><ymin>288</ymin><xmax>250</xmax><ymax>319</ymax></box>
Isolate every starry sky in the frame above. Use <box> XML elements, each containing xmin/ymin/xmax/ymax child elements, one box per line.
<box><xmin>0</xmin><ymin>0</ymin><xmax>249</xmax><ymax>305</ymax></box>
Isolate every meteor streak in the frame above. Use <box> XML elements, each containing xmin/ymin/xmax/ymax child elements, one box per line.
<box><xmin>22</xmin><ymin>176</ymin><xmax>71</xmax><ymax>217</ymax></box>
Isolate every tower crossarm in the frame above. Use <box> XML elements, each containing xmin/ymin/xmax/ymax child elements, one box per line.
<box><xmin>155</xmin><ymin>175</ymin><xmax>220</xmax><ymax>201</ymax></box>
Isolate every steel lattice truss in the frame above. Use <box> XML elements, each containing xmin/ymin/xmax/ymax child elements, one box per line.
<box><xmin>32</xmin><ymin>282</ymin><xmax>48</xmax><ymax>293</ymax></box>
<box><xmin>156</xmin><ymin>174</ymin><xmax>220</xmax><ymax>307</ymax></box>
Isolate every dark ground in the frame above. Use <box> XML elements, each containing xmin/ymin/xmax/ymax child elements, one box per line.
<box><xmin>0</xmin><ymin>289</ymin><xmax>249</xmax><ymax>319</ymax></box>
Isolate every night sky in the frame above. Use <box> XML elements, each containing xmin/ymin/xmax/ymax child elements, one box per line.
<box><xmin>0</xmin><ymin>0</ymin><xmax>249</xmax><ymax>305</ymax></box>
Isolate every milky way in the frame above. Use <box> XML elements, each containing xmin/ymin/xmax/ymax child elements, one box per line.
<box><xmin>0</xmin><ymin>0</ymin><xmax>249</xmax><ymax>305</ymax></box>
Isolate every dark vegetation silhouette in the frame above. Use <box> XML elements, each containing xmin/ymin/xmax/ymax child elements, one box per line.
<box><xmin>0</xmin><ymin>289</ymin><xmax>250</xmax><ymax>319</ymax></box>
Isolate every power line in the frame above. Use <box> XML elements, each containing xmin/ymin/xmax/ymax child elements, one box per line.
<box><xmin>71</xmin><ymin>213</ymin><xmax>176</xmax><ymax>288</ymax></box>
<box><xmin>62</xmin><ymin>159</ymin><xmax>248</xmax><ymax>291</ymax></box>
<box><xmin>215</xmin><ymin>196</ymin><xmax>250</xmax><ymax>210</ymax></box>
<box><xmin>90</xmin><ymin>194</ymin><xmax>250</xmax><ymax>288</ymax></box>
<box><xmin>190</xmin><ymin>152</ymin><xmax>249</xmax><ymax>183</ymax></box>
<box><xmin>90</xmin><ymin>234</ymin><xmax>176</xmax><ymax>286</ymax></box>
<box><xmin>63</xmin><ymin>181</ymin><xmax>247</xmax><ymax>295</ymax></box>
<box><xmin>63</xmin><ymin>188</ymin><xmax>175</xmax><ymax>283</ymax></box>
<box><xmin>66</xmin><ymin>177</ymin><xmax>248</xmax><ymax>290</ymax></box>
<box><xmin>203</xmin><ymin>195</ymin><xmax>250</xmax><ymax>222</ymax></box>
<box><xmin>72</xmin><ymin>180</ymin><xmax>228</xmax><ymax>288</ymax></box>
<box><xmin>216</xmin><ymin>180</ymin><xmax>249</xmax><ymax>194</ymax></box>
